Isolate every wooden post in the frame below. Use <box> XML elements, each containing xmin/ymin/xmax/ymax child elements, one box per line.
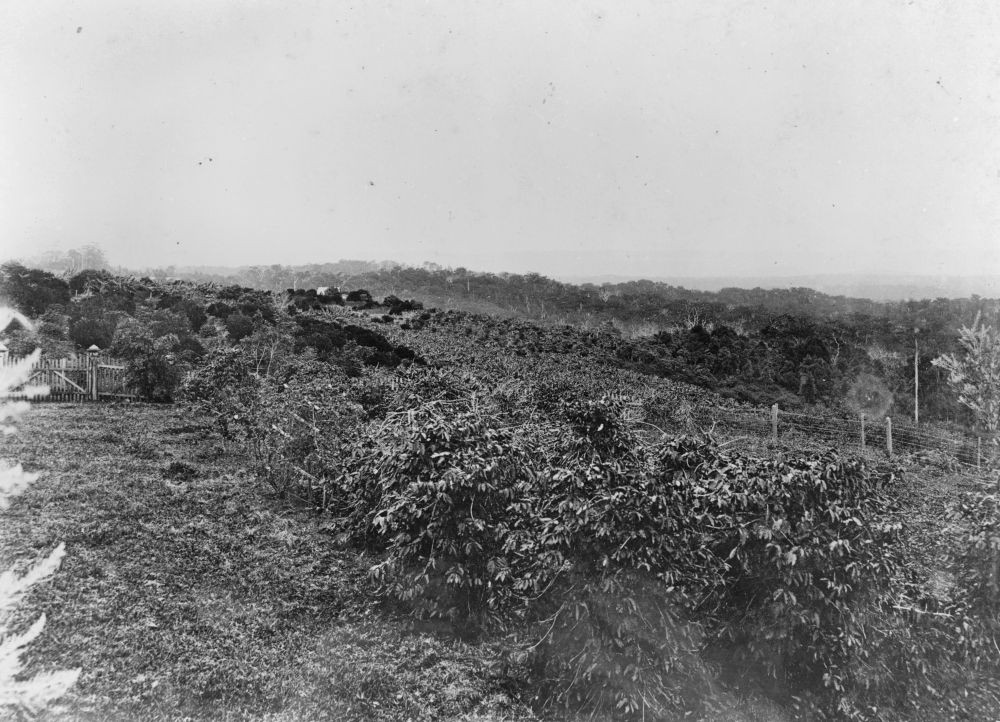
<box><xmin>914</xmin><ymin>332</ymin><xmax>919</xmax><ymax>426</ymax></box>
<box><xmin>978</xmin><ymin>437</ymin><xmax>982</xmax><ymax>470</ymax></box>
<box><xmin>771</xmin><ymin>403</ymin><xmax>778</xmax><ymax>443</ymax></box>
<box><xmin>87</xmin><ymin>345</ymin><xmax>100</xmax><ymax>401</ymax></box>
<box><xmin>885</xmin><ymin>416</ymin><xmax>893</xmax><ymax>456</ymax></box>
<box><xmin>860</xmin><ymin>414</ymin><xmax>866</xmax><ymax>452</ymax></box>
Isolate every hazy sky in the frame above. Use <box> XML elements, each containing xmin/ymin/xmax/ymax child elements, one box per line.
<box><xmin>2</xmin><ymin>1</ymin><xmax>998</xmax><ymax>278</ymax></box>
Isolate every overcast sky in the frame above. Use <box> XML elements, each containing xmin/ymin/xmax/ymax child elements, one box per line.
<box><xmin>1</xmin><ymin>1</ymin><xmax>998</xmax><ymax>278</ymax></box>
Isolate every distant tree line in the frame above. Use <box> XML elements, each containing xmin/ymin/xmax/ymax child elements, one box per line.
<box><xmin>3</xmin><ymin>255</ymin><xmax>998</xmax><ymax>426</ymax></box>
<box><xmin>127</xmin><ymin>260</ymin><xmax>997</xmax><ymax>424</ymax></box>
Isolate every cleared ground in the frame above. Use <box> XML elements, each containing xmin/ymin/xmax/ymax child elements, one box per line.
<box><xmin>0</xmin><ymin>403</ymin><xmax>531</xmax><ymax>721</ymax></box>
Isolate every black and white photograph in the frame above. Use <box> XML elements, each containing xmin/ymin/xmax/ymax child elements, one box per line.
<box><xmin>1</xmin><ymin>1</ymin><xmax>999</xmax><ymax>720</ymax></box>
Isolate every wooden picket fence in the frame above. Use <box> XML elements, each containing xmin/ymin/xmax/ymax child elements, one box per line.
<box><xmin>0</xmin><ymin>349</ymin><xmax>140</xmax><ymax>402</ymax></box>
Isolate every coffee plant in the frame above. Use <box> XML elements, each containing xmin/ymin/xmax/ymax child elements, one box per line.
<box><xmin>166</xmin><ymin>291</ymin><xmax>1000</xmax><ymax>721</ymax></box>
<box><xmin>276</xmin><ymin>376</ymin><xmax>907</xmax><ymax>719</ymax></box>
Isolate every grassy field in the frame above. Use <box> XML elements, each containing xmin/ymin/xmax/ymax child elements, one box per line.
<box><xmin>1</xmin><ymin>403</ymin><xmax>534</xmax><ymax>721</ymax></box>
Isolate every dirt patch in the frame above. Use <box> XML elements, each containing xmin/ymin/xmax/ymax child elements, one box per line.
<box><xmin>162</xmin><ymin>460</ymin><xmax>199</xmax><ymax>481</ymax></box>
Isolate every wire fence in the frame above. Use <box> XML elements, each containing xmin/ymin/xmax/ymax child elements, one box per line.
<box><xmin>689</xmin><ymin>403</ymin><xmax>996</xmax><ymax>482</ymax></box>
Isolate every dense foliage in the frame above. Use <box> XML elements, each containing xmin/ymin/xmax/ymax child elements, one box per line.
<box><xmin>0</xmin><ymin>267</ymin><xmax>284</xmax><ymax>401</ymax></box>
<box><xmin>178</xmin><ymin>325</ymin><xmax>1000</xmax><ymax>720</ymax></box>
<box><xmin>128</xmin><ymin>260</ymin><xmax>1000</xmax><ymax>425</ymax></box>
<box><xmin>0</xmin><ymin>263</ymin><xmax>71</xmax><ymax>316</ymax></box>
<box><xmin>9</xmin><ymin>256</ymin><xmax>1000</xmax><ymax>422</ymax></box>
<box><xmin>933</xmin><ymin>315</ymin><xmax>1000</xmax><ymax>439</ymax></box>
<box><xmin>8</xmin><ymin>261</ymin><xmax>1000</xmax><ymax>719</ymax></box>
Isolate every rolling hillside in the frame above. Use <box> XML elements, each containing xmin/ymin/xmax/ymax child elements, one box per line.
<box><xmin>2</xmin><ymin>266</ymin><xmax>1000</xmax><ymax>720</ymax></box>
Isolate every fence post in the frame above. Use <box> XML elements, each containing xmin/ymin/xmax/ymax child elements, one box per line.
<box><xmin>771</xmin><ymin>403</ymin><xmax>778</xmax><ymax>443</ymax></box>
<box><xmin>87</xmin><ymin>345</ymin><xmax>101</xmax><ymax>401</ymax></box>
<box><xmin>978</xmin><ymin>437</ymin><xmax>982</xmax><ymax>470</ymax></box>
<box><xmin>885</xmin><ymin>416</ymin><xmax>893</xmax><ymax>456</ymax></box>
<box><xmin>860</xmin><ymin>414</ymin><xmax>866</xmax><ymax>452</ymax></box>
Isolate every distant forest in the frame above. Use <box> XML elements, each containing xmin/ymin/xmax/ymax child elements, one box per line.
<box><xmin>8</xmin><ymin>250</ymin><xmax>1000</xmax><ymax>428</ymax></box>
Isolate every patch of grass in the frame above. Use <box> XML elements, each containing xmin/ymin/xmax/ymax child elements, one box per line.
<box><xmin>263</xmin><ymin>623</ymin><xmax>532</xmax><ymax>721</ymax></box>
<box><xmin>0</xmin><ymin>404</ymin><xmax>530</xmax><ymax>720</ymax></box>
<box><xmin>122</xmin><ymin>434</ymin><xmax>159</xmax><ymax>460</ymax></box>
<box><xmin>164</xmin><ymin>423</ymin><xmax>213</xmax><ymax>436</ymax></box>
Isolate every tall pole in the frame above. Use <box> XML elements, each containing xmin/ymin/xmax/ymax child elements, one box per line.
<box><xmin>914</xmin><ymin>329</ymin><xmax>919</xmax><ymax>426</ymax></box>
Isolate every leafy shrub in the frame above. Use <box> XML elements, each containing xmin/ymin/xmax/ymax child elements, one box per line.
<box><xmin>559</xmin><ymin>395</ymin><xmax>636</xmax><ymax>456</ymax></box>
<box><xmin>249</xmin><ymin>363</ymin><xmax>362</xmax><ymax>501</ymax></box>
<box><xmin>345</xmin><ymin>289</ymin><xmax>373</xmax><ymax>303</ymax></box>
<box><xmin>383</xmin><ymin>295</ymin><xmax>424</xmax><ymax>315</ymax></box>
<box><xmin>949</xmin><ymin>490</ymin><xmax>1000</xmax><ymax>615</ymax></box>
<box><xmin>235</xmin><ymin>292</ymin><xmax>277</xmax><ymax>323</ymax></box>
<box><xmin>68</xmin><ymin>317</ymin><xmax>115</xmax><ymax>350</ymax></box>
<box><xmin>291</xmin><ymin>314</ymin><xmax>423</xmax><ymax>369</ymax></box>
<box><xmin>217</xmin><ymin>284</ymin><xmax>247</xmax><ymax>301</ymax></box>
<box><xmin>226</xmin><ymin>313</ymin><xmax>255</xmax><ymax>342</ymax></box>
<box><xmin>126</xmin><ymin>346</ymin><xmax>183</xmax><ymax>402</ymax></box>
<box><xmin>154</xmin><ymin>291</ymin><xmax>184</xmax><ymax>310</ymax></box>
<box><xmin>847</xmin><ymin>488</ymin><xmax>1000</xmax><ymax>720</ymax></box>
<box><xmin>0</xmin><ymin>263</ymin><xmax>71</xmax><ymax>316</ymax></box>
<box><xmin>285</xmin><ymin>288</ymin><xmax>345</xmax><ymax>310</ymax></box>
<box><xmin>216</xmin><ymin>371</ymin><xmax>760</xmax><ymax>712</ymax></box>
<box><xmin>180</xmin><ymin>348</ymin><xmax>362</xmax><ymax>503</ymax></box>
<box><xmin>180</xmin><ymin>300</ymin><xmax>208</xmax><ymax>332</ymax></box>
<box><xmin>206</xmin><ymin>301</ymin><xmax>233</xmax><ymax>319</ymax></box>
<box><xmin>179</xmin><ymin>347</ymin><xmax>262</xmax><ymax>438</ymax></box>
<box><xmin>366</xmin><ymin>403</ymin><xmax>534</xmax><ymax>627</ymax></box>
<box><xmin>146</xmin><ymin>309</ymin><xmax>191</xmax><ymax>339</ymax></box>
<box><xmin>176</xmin><ymin>335</ymin><xmax>206</xmax><ymax>360</ymax></box>
<box><xmin>326</xmin><ymin>384</ymin><xmax>906</xmax><ymax>719</ymax></box>
<box><xmin>67</xmin><ymin>268</ymin><xmax>114</xmax><ymax>293</ymax></box>
<box><xmin>523</xmin><ymin>574</ymin><xmax>715</xmax><ymax>718</ymax></box>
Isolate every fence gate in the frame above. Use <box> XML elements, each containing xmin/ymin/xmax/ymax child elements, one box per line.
<box><xmin>95</xmin><ymin>358</ymin><xmax>134</xmax><ymax>400</ymax></box>
<box><xmin>0</xmin><ymin>347</ymin><xmax>140</xmax><ymax>402</ymax></box>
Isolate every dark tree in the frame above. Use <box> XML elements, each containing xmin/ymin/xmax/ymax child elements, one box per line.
<box><xmin>69</xmin><ymin>318</ymin><xmax>115</xmax><ymax>350</ymax></box>
<box><xmin>0</xmin><ymin>263</ymin><xmax>71</xmax><ymax>316</ymax></box>
<box><xmin>225</xmin><ymin>313</ymin><xmax>255</xmax><ymax>342</ymax></box>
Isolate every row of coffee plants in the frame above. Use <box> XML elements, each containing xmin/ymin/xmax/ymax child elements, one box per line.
<box><xmin>160</xmin><ymin>260</ymin><xmax>1000</xmax><ymax>424</ymax></box>
<box><xmin>179</xmin><ymin>328</ymin><xmax>1000</xmax><ymax>720</ymax></box>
